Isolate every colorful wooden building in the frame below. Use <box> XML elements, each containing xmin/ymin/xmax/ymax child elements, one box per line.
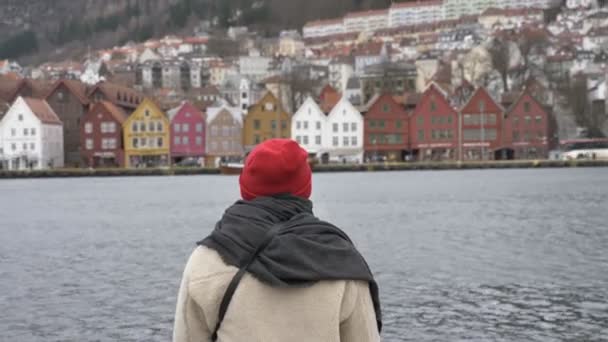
<box><xmin>243</xmin><ymin>92</ymin><xmax>290</xmax><ymax>149</ymax></box>
<box><xmin>123</xmin><ymin>98</ymin><xmax>170</xmax><ymax>168</ymax></box>
<box><xmin>459</xmin><ymin>87</ymin><xmax>505</xmax><ymax>160</ymax></box>
<box><xmin>80</xmin><ymin>101</ymin><xmax>127</xmax><ymax>168</ymax></box>
<box><xmin>363</xmin><ymin>93</ymin><xmax>410</xmax><ymax>162</ymax></box>
<box><xmin>168</xmin><ymin>101</ymin><xmax>206</xmax><ymax>164</ymax></box>
<box><xmin>205</xmin><ymin>104</ymin><xmax>244</xmax><ymax>166</ymax></box>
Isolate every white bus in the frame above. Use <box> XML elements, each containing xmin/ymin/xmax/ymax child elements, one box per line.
<box><xmin>560</xmin><ymin>139</ymin><xmax>608</xmax><ymax>160</ymax></box>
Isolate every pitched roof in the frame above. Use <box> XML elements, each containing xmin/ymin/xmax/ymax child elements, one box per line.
<box><xmin>88</xmin><ymin>81</ymin><xmax>144</xmax><ymax>109</ymax></box>
<box><xmin>46</xmin><ymin>79</ymin><xmax>90</xmax><ymax>105</ymax></box>
<box><xmin>23</xmin><ymin>97</ymin><xmax>62</xmax><ymax>125</ymax></box>
<box><xmin>96</xmin><ymin>101</ymin><xmax>128</xmax><ymax>124</ymax></box>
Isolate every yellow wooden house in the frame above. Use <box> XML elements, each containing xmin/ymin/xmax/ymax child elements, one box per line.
<box><xmin>123</xmin><ymin>98</ymin><xmax>170</xmax><ymax>168</ymax></box>
<box><xmin>243</xmin><ymin>92</ymin><xmax>291</xmax><ymax>149</ymax></box>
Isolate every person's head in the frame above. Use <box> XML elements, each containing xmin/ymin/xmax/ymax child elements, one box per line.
<box><xmin>239</xmin><ymin>139</ymin><xmax>312</xmax><ymax>201</ymax></box>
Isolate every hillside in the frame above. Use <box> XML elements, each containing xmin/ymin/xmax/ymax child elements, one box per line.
<box><xmin>0</xmin><ymin>0</ymin><xmax>396</xmax><ymax>64</ymax></box>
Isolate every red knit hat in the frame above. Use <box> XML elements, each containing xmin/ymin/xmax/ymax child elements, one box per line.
<box><xmin>240</xmin><ymin>139</ymin><xmax>312</xmax><ymax>201</ymax></box>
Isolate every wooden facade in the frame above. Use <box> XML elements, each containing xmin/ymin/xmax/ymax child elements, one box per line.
<box><xmin>123</xmin><ymin>98</ymin><xmax>170</xmax><ymax>168</ymax></box>
<box><xmin>243</xmin><ymin>92</ymin><xmax>291</xmax><ymax>149</ymax></box>
<box><xmin>80</xmin><ymin>101</ymin><xmax>127</xmax><ymax>168</ymax></box>
<box><xmin>363</xmin><ymin>93</ymin><xmax>410</xmax><ymax>161</ymax></box>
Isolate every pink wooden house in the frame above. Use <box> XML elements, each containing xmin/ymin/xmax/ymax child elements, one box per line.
<box><xmin>167</xmin><ymin>101</ymin><xmax>206</xmax><ymax>165</ymax></box>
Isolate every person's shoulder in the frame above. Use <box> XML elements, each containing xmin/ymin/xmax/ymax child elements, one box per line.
<box><xmin>185</xmin><ymin>246</ymin><xmax>238</xmax><ymax>284</ymax></box>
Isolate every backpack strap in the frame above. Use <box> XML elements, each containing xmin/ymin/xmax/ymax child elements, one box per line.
<box><xmin>211</xmin><ymin>222</ymin><xmax>283</xmax><ymax>341</ymax></box>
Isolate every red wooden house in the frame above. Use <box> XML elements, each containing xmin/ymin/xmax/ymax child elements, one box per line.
<box><xmin>410</xmin><ymin>83</ymin><xmax>459</xmax><ymax>161</ymax></box>
<box><xmin>460</xmin><ymin>87</ymin><xmax>505</xmax><ymax>160</ymax></box>
<box><xmin>80</xmin><ymin>101</ymin><xmax>127</xmax><ymax>167</ymax></box>
<box><xmin>363</xmin><ymin>93</ymin><xmax>410</xmax><ymax>161</ymax></box>
<box><xmin>505</xmin><ymin>90</ymin><xmax>558</xmax><ymax>159</ymax></box>
<box><xmin>168</xmin><ymin>101</ymin><xmax>206</xmax><ymax>164</ymax></box>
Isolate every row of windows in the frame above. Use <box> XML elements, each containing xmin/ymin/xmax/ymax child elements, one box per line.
<box><xmin>132</xmin><ymin>137</ymin><xmax>164</xmax><ymax>148</ymax></box>
<box><xmin>210</xmin><ymin>126</ymin><xmax>239</xmax><ymax>137</ymax></box>
<box><xmin>209</xmin><ymin>141</ymin><xmax>238</xmax><ymax>151</ymax></box>
<box><xmin>295</xmin><ymin>135</ymin><xmax>322</xmax><ymax>145</ymax></box>
<box><xmin>8</xmin><ymin>142</ymin><xmax>36</xmax><ymax>152</ymax></box>
<box><xmin>174</xmin><ymin>136</ymin><xmax>203</xmax><ymax>145</ymax></box>
<box><xmin>331</xmin><ymin>136</ymin><xmax>358</xmax><ymax>147</ymax></box>
<box><xmin>85</xmin><ymin>138</ymin><xmax>117</xmax><ymax>150</ymax></box>
<box><xmin>463</xmin><ymin>113</ymin><xmax>497</xmax><ymax>126</ymax></box>
<box><xmin>173</xmin><ymin>123</ymin><xmax>204</xmax><ymax>133</ymax></box>
<box><xmin>9</xmin><ymin>127</ymin><xmax>36</xmax><ymax>137</ymax></box>
<box><xmin>132</xmin><ymin>121</ymin><xmax>164</xmax><ymax>133</ymax></box>
<box><xmin>369</xmin><ymin>134</ymin><xmax>403</xmax><ymax>144</ymax></box>
<box><xmin>369</xmin><ymin>120</ymin><xmax>403</xmax><ymax>129</ymax></box>
<box><xmin>84</xmin><ymin>122</ymin><xmax>117</xmax><ymax>134</ymax></box>
<box><xmin>416</xmin><ymin>130</ymin><xmax>454</xmax><ymax>141</ymax></box>
<box><xmin>332</xmin><ymin>122</ymin><xmax>358</xmax><ymax>132</ymax></box>
<box><xmin>513</xmin><ymin>115</ymin><xmax>543</xmax><ymax>126</ymax></box>
<box><xmin>463</xmin><ymin>129</ymin><xmax>498</xmax><ymax>141</ymax></box>
<box><xmin>253</xmin><ymin>134</ymin><xmax>289</xmax><ymax>144</ymax></box>
<box><xmin>253</xmin><ymin>120</ymin><xmax>288</xmax><ymax>130</ymax></box>
<box><xmin>513</xmin><ymin>131</ymin><xmax>545</xmax><ymax>142</ymax></box>
<box><xmin>295</xmin><ymin>121</ymin><xmax>322</xmax><ymax>130</ymax></box>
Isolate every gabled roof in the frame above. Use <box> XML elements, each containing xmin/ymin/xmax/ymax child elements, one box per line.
<box><xmin>22</xmin><ymin>97</ymin><xmax>62</xmax><ymax>125</ymax></box>
<box><xmin>87</xmin><ymin>81</ymin><xmax>144</xmax><ymax>109</ymax></box>
<box><xmin>460</xmin><ymin>87</ymin><xmax>504</xmax><ymax>113</ymax></box>
<box><xmin>94</xmin><ymin>101</ymin><xmax>129</xmax><ymax>124</ymax></box>
<box><xmin>46</xmin><ymin>79</ymin><xmax>90</xmax><ymax>105</ymax></box>
<box><xmin>505</xmin><ymin>89</ymin><xmax>546</xmax><ymax>115</ymax></box>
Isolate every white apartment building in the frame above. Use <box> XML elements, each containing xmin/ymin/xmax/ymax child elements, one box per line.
<box><xmin>389</xmin><ymin>0</ymin><xmax>444</xmax><ymax>27</ymax></box>
<box><xmin>344</xmin><ymin>9</ymin><xmax>389</xmax><ymax>33</ymax></box>
<box><xmin>303</xmin><ymin>19</ymin><xmax>346</xmax><ymax>38</ymax></box>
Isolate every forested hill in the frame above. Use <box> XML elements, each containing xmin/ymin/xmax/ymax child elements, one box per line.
<box><xmin>0</xmin><ymin>0</ymin><xmax>399</xmax><ymax>63</ymax></box>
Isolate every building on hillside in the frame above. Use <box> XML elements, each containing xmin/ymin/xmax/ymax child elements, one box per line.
<box><xmin>329</xmin><ymin>56</ymin><xmax>355</xmax><ymax>93</ymax></box>
<box><xmin>344</xmin><ymin>9</ymin><xmax>389</xmax><ymax>33</ymax></box>
<box><xmin>80</xmin><ymin>101</ymin><xmax>127</xmax><ymax>168</ymax></box>
<box><xmin>479</xmin><ymin>7</ymin><xmax>545</xmax><ymax>30</ymax></box>
<box><xmin>505</xmin><ymin>90</ymin><xmax>558</xmax><ymax>159</ymax></box>
<box><xmin>363</xmin><ymin>93</ymin><xmax>410</xmax><ymax>162</ymax></box>
<box><xmin>389</xmin><ymin>0</ymin><xmax>444</xmax><ymax>27</ymax></box>
<box><xmin>167</xmin><ymin>102</ymin><xmax>206</xmax><ymax>164</ymax></box>
<box><xmin>354</xmin><ymin>42</ymin><xmax>389</xmax><ymax>75</ymax></box>
<box><xmin>278</xmin><ymin>31</ymin><xmax>305</xmax><ymax>57</ymax></box>
<box><xmin>0</xmin><ymin>97</ymin><xmax>63</xmax><ymax>170</ymax></box>
<box><xmin>410</xmin><ymin>83</ymin><xmax>459</xmax><ymax>161</ymax></box>
<box><xmin>136</xmin><ymin>60</ymin><xmax>207</xmax><ymax>90</ymax></box>
<box><xmin>0</xmin><ymin>60</ymin><xmax>23</xmax><ymax>76</ymax></box>
<box><xmin>345</xmin><ymin>77</ymin><xmax>364</xmax><ymax>106</ymax></box>
<box><xmin>123</xmin><ymin>99</ymin><xmax>170</xmax><ymax>168</ymax></box>
<box><xmin>459</xmin><ymin>87</ymin><xmax>506</xmax><ymax>160</ymax></box>
<box><xmin>324</xmin><ymin>97</ymin><xmax>364</xmax><ymax>163</ymax></box>
<box><xmin>292</xmin><ymin>97</ymin><xmax>326</xmax><ymax>158</ymax></box>
<box><xmin>243</xmin><ymin>92</ymin><xmax>291</xmax><ymax>150</ymax></box>
<box><xmin>45</xmin><ymin>79</ymin><xmax>91</xmax><ymax>166</ymax></box>
<box><xmin>443</xmin><ymin>0</ymin><xmax>558</xmax><ymax>20</ymax></box>
<box><xmin>205</xmin><ymin>103</ymin><xmax>243</xmax><ymax>166</ymax></box>
<box><xmin>303</xmin><ymin>19</ymin><xmax>346</xmax><ymax>38</ymax></box>
<box><xmin>238</xmin><ymin>51</ymin><xmax>272</xmax><ymax>82</ymax></box>
<box><xmin>360</xmin><ymin>61</ymin><xmax>417</xmax><ymax>104</ymax></box>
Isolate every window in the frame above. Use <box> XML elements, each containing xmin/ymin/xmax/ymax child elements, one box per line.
<box><xmin>316</xmin><ymin>121</ymin><xmax>321</xmax><ymax>130</ymax></box>
<box><xmin>296</xmin><ymin>136</ymin><xmax>301</xmax><ymax>144</ymax></box>
<box><xmin>513</xmin><ymin>131</ymin><xmax>520</xmax><ymax>141</ymax></box>
<box><xmin>196</xmin><ymin>136</ymin><xmax>202</xmax><ymax>145</ymax></box>
<box><xmin>149</xmin><ymin>122</ymin><xmax>155</xmax><ymax>132</ymax></box>
<box><xmin>254</xmin><ymin>135</ymin><xmax>261</xmax><ymax>144</ymax></box>
<box><xmin>30</xmin><ymin>143</ymin><xmax>35</xmax><ymax>151</ymax></box>
<box><xmin>535</xmin><ymin>116</ymin><xmax>542</xmax><ymax>124</ymax></box>
<box><xmin>132</xmin><ymin>138</ymin><xmax>138</xmax><ymax>148</ymax></box>
<box><xmin>157</xmin><ymin>137</ymin><xmax>163</xmax><ymax>147</ymax></box>
<box><xmin>281</xmin><ymin>121</ymin><xmax>287</xmax><ymax>130</ymax></box>
<box><xmin>271</xmin><ymin>120</ymin><xmax>277</xmax><ymax>130</ymax></box>
<box><xmin>343</xmin><ymin>136</ymin><xmax>349</xmax><ymax>146</ymax></box>
<box><xmin>23</xmin><ymin>128</ymin><xmax>28</xmax><ymax>136</ymax></box>
<box><xmin>174</xmin><ymin>136</ymin><xmax>180</xmax><ymax>145</ymax></box>
<box><xmin>254</xmin><ymin>120</ymin><xmax>261</xmax><ymax>130</ymax></box>
<box><xmin>351</xmin><ymin>122</ymin><xmax>357</xmax><ymax>131</ymax></box>
<box><xmin>478</xmin><ymin>100</ymin><xmax>485</xmax><ymax>111</ymax></box>
<box><xmin>211</xmin><ymin>126</ymin><xmax>218</xmax><ymax>136</ymax></box>
<box><xmin>182</xmin><ymin>123</ymin><xmax>189</xmax><ymax>132</ymax></box>
<box><xmin>303</xmin><ymin>121</ymin><xmax>308</xmax><ymax>130</ymax></box>
<box><xmin>140</xmin><ymin>122</ymin><xmax>146</xmax><ymax>132</ymax></box>
<box><xmin>11</xmin><ymin>143</ymin><xmax>16</xmax><ymax>151</ymax></box>
<box><xmin>537</xmin><ymin>131</ymin><xmax>544</xmax><ymax>140</ymax></box>
<box><xmin>333</xmin><ymin>137</ymin><xmax>339</xmax><ymax>146</ymax></box>
<box><xmin>23</xmin><ymin>143</ymin><xmax>27</xmax><ymax>151</ymax></box>
<box><xmin>31</xmin><ymin>128</ymin><xmax>36</xmax><ymax>136</ymax></box>
<box><xmin>140</xmin><ymin>137</ymin><xmax>147</xmax><ymax>147</ymax></box>
<box><xmin>343</xmin><ymin>123</ymin><xmax>349</xmax><ymax>132</ymax></box>
<box><xmin>351</xmin><ymin>136</ymin><xmax>357</xmax><ymax>146</ymax></box>
<box><xmin>418</xmin><ymin>130</ymin><xmax>424</xmax><ymax>140</ymax></box>
<box><xmin>196</xmin><ymin>123</ymin><xmax>203</xmax><ymax>133</ymax></box>
<box><xmin>524</xmin><ymin>101</ymin><xmax>531</xmax><ymax>113</ymax></box>
<box><xmin>525</xmin><ymin>116</ymin><xmax>532</xmax><ymax>125</ymax></box>
<box><xmin>379</xmin><ymin>120</ymin><xmax>385</xmax><ymax>128</ymax></box>
<box><xmin>447</xmin><ymin>116</ymin><xmax>453</xmax><ymax>124</ymax></box>
<box><xmin>463</xmin><ymin>129</ymin><xmax>497</xmax><ymax>141</ymax></box>
<box><xmin>370</xmin><ymin>120</ymin><xmax>376</xmax><ymax>128</ymax></box>
<box><xmin>183</xmin><ymin>136</ymin><xmax>189</xmax><ymax>145</ymax></box>
<box><xmin>430</xmin><ymin>101</ymin><xmax>437</xmax><ymax>112</ymax></box>
<box><xmin>157</xmin><ymin>122</ymin><xmax>163</xmax><ymax>132</ymax></box>
<box><xmin>303</xmin><ymin>136</ymin><xmax>309</xmax><ymax>145</ymax></box>
<box><xmin>315</xmin><ymin>135</ymin><xmax>321</xmax><ymax>145</ymax></box>
<box><xmin>132</xmin><ymin>122</ymin><xmax>138</xmax><ymax>132</ymax></box>
<box><xmin>145</xmin><ymin>109</ymin><xmax>150</xmax><ymax>117</ymax></box>
<box><xmin>514</xmin><ymin>116</ymin><xmax>519</xmax><ymax>126</ymax></box>
<box><xmin>86</xmin><ymin>139</ymin><xmax>93</xmax><ymax>150</ymax></box>
<box><xmin>174</xmin><ymin>123</ymin><xmax>181</xmax><ymax>132</ymax></box>
<box><xmin>333</xmin><ymin>123</ymin><xmax>338</xmax><ymax>132</ymax></box>
<box><xmin>383</xmin><ymin>104</ymin><xmax>391</xmax><ymax>112</ymax></box>
<box><xmin>296</xmin><ymin>121</ymin><xmax>301</xmax><ymax>129</ymax></box>
<box><xmin>486</xmin><ymin>114</ymin><xmax>496</xmax><ymax>125</ymax></box>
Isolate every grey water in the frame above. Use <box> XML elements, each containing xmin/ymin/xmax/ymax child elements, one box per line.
<box><xmin>1</xmin><ymin>168</ymin><xmax>608</xmax><ymax>341</ymax></box>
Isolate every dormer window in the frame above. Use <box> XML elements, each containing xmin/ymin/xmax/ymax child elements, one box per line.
<box><xmin>145</xmin><ymin>109</ymin><xmax>150</xmax><ymax>117</ymax></box>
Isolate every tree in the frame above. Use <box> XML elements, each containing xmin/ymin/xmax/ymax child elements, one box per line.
<box><xmin>0</xmin><ymin>31</ymin><xmax>39</xmax><ymax>59</ymax></box>
<box><xmin>207</xmin><ymin>37</ymin><xmax>242</xmax><ymax>57</ymax></box>
<box><xmin>488</xmin><ymin>38</ymin><xmax>511</xmax><ymax>92</ymax></box>
<box><xmin>282</xmin><ymin>69</ymin><xmax>321</xmax><ymax>112</ymax></box>
<box><xmin>515</xmin><ymin>29</ymin><xmax>549</xmax><ymax>82</ymax></box>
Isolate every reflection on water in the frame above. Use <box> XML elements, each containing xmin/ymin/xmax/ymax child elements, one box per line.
<box><xmin>1</xmin><ymin>169</ymin><xmax>607</xmax><ymax>341</ymax></box>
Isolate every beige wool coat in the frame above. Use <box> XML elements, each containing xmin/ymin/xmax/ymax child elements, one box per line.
<box><xmin>173</xmin><ymin>246</ymin><xmax>381</xmax><ymax>342</ymax></box>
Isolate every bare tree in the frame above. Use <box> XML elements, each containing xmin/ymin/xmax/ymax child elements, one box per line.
<box><xmin>282</xmin><ymin>69</ymin><xmax>321</xmax><ymax>112</ymax></box>
<box><xmin>516</xmin><ymin>29</ymin><xmax>549</xmax><ymax>82</ymax></box>
<box><xmin>488</xmin><ymin>38</ymin><xmax>511</xmax><ymax>92</ymax></box>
